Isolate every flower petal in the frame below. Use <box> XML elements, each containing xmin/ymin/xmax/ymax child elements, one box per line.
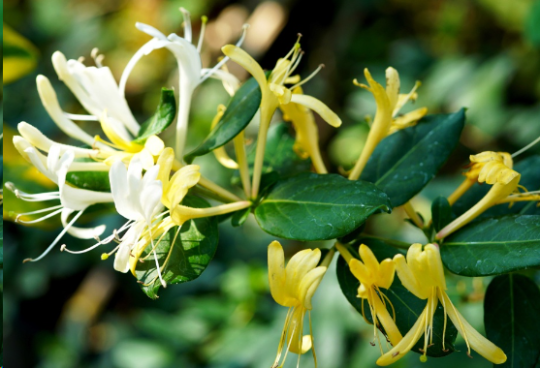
<box><xmin>290</xmin><ymin>94</ymin><xmax>342</xmax><ymax>127</ymax></box>
<box><xmin>268</xmin><ymin>241</ymin><xmax>288</xmax><ymax>306</ymax></box>
<box><xmin>441</xmin><ymin>292</ymin><xmax>506</xmax><ymax>364</ymax></box>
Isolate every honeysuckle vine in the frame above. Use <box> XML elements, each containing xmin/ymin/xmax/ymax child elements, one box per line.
<box><xmin>6</xmin><ymin>7</ymin><xmax>540</xmax><ymax>368</ymax></box>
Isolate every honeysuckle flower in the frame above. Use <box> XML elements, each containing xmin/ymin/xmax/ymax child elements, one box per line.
<box><xmin>121</xmin><ymin>8</ymin><xmax>249</xmax><ymax>158</ymax></box>
<box><xmin>108</xmin><ymin>157</ymin><xmax>164</xmax><ymax>274</ymax></box>
<box><xmin>222</xmin><ymin>37</ymin><xmax>341</xmax><ymax>197</ymax></box>
<box><xmin>437</xmin><ymin>163</ymin><xmax>540</xmax><ymax>239</ymax></box>
<box><xmin>348</xmin><ymin>68</ymin><xmax>427</xmax><ymax>180</ymax></box>
<box><xmin>268</xmin><ymin>241</ymin><xmax>334</xmax><ymax>368</ymax></box>
<box><xmin>335</xmin><ymin>243</ymin><xmax>402</xmax><ymax>348</ymax></box>
<box><xmin>7</xmin><ymin>142</ymin><xmax>113</xmax><ymax>263</ymax></box>
<box><xmin>447</xmin><ymin>151</ymin><xmax>514</xmax><ymax>205</ymax></box>
<box><xmin>280</xmin><ymin>86</ymin><xmax>329</xmax><ymax>174</ymax></box>
<box><xmin>377</xmin><ymin>243</ymin><xmax>506</xmax><ymax>366</ymax></box>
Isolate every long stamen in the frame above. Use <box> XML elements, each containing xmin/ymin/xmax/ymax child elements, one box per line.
<box><xmin>274</xmin><ymin>307</ymin><xmax>295</xmax><ymax>367</ymax></box>
<box><xmin>23</xmin><ymin>210</ymin><xmax>85</xmax><ymax>263</ymax></box>
<box><xmin>200</xmin><ymin>24</ymin><xmax>249</xmax><ymax>83</ymax></box>
<box><xmin>6</xmin><ymin>182</ymin><xmax>60</xmax><ymax>202</ymax></box>
<box><xmin>308</xmin><ymin>311</ymin><xmax>318</xmax><ymax>368</ymax></box>
<box><xmin>15</xmin><ymin>205</ymin><xmax>63</xmax><ymax>218</ymax></box>
<box><xmin>438</xmin><ymin>288</ymin><xmax>449</xmax><ymax>352</ymax></box>
<box><xmin>512</xmin><ymin>135</ymin><xmax>540</xmax><ymax>158</ymax></box>
<box><xmin>17</xmin><ymin>208</ymin><xmax>63</xmax><ymax>224</ymax></box>
<box><xmin>197</xmin><ymin>15</ymin><xmax>208</xmax><ymax>53</ymax></box>
<box><xmin>290</xmin><ymin>64</ymin><xmax>324</xmax><ymax>90</ymax></box>
<box><xmin>61</xmin><ymin>220</ymin><xmax>135</xmax><ymax>255</ymax></box>
<box><xmin>279</xmin><ymin>51</ymin><xmax>304</xmax><ymax>85</ymax></box>
<box><xmin>149</xmin><ymin>226</ymin><xmax>167</xmax><ymax>288</ymax></box>
<box><xmin>179</xmin><ymin>7</ymin><xmax>192</xmax><ymax>43</ymax></box>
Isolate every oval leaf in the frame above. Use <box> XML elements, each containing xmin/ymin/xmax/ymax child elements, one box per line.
<box><xmin>254</xmin><ymin>173</ymin><xmax>391</xmax><ymax>241</ymax></box>
<box><xmin>361</xmin><ymin>110</ymin><xmax>465</xmax><ymax>207</ymax></box>
<box><xmin>336</xmin><ymin>238</ymin><xmax>457</xmax><ymax>357</ymax></box>
<box><xmin>66</xmin><ymin>171</ymin><xmax>110</xmax><ymax>192</ymax></box>
<box><xmin>135</xmin><ymin>196</ymin><xmax>219</xmax><ymax>299</ymax></box>
<box><xmin>485</xmin><ymin>274</ymin><xmax>540</xmax><ymax>368</ymax></box>
<box><xmin>441</xmin><ymin>215</ymin><xmax>540</xmax><ymax>276</ymax></box>
<box><xmin>133</xmin><ymin>88</ymin><xmax>176</xmax><ymax>144</ymax></box>
<box><xmin>184</xmin><ymin>76</ymin><xmax>262</xmax><ymax>163</ymax></box>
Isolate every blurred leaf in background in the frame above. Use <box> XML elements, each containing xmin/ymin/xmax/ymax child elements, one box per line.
<box><xmin>3</xmin><ymin>23</ymin><xmax>39</xmax><ymax>85</ymax></box>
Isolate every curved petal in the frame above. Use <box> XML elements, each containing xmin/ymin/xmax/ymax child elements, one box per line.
<box><xmin>61</xmin><ymin>208</ymin><xmax>106</xmax><ymax>239</ymax></box>
<box><xmin>268</xmin><ymin>241</ymin><xmax>288</xmax><ymax>306</ymax></box>
<box><xmin>222</xmin><ymin>45</ymin><xmax>268</xmax><ymax>92</ymax></box>
<box><xmin>376</xmin><ymin>304</ymin><xmax>431</xmax><ymax>366</ymax></box>
<box><xmin>36</xmin><ymin>75</ymin><xmax>96</xmax><ymax>147</ymax></box>
<box><xmin>290</xmin><ymin>94</ymin><xmax>342</xmax><ymax>127</ymax></box>
<box><xmin>298</xmin><ymin>266</ymin><xmax>326</xmax><ymax>310</ymax></box>
<box><xmin>441</xmin><ymin>292</ymin><xmax>507</xmax><ymax>364</ymax></box>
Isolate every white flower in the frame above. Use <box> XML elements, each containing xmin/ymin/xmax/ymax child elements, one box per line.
<box><xmin>7</xmin><ymin>142</ymin><xmax>113</xmax><ymax>263</ymax></box>
<box><xmin>109</xmin><ymin>157</ymin><xmax>164</xmax><ymax>276</ymax></box>
<box><xmin>120</xmin><ymin>8</ymin><xmax>248</xmax><ymax>158</ymax></box>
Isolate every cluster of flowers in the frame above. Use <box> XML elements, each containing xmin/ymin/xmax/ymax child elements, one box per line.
<box><xmin>7</xmin><ymin>7</ymin><xmax>540</xmax><ymax>368</ymax></box>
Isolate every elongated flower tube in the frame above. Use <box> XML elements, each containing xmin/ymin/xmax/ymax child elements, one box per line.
<box><xmin>335</xmin><ymin>243</ymin><xmax>402</xmax><ymax>349</ymax></box>
<box><xmin>268</xmin><ymin>241</ymin><xmax>334</xmax><ymax>368</ymax></box>
<box><xmin>222</xmin><ymin>39</ymin><xmax>341</xmax><ymax>198</ymax></box>
<box><xmin>349</xmin><ymin>68</ymin><xmax>427</xmax><ymax>180</ymax></box>
<box><xmin>377</xmin><ymin>243</ymin><xmax>506</xmax><ymax>366</ymax></box>
<box><xmin>447</xmin><ymin>151</ymin><xmax>514</xmax><ymax>205</ymax></box>
<box><xmin>8</xmin><ymin>142</ymin><xmax>113</xmax><ymax>263</ymax></box>
<box><xmin>280</xmin><ymin>86</ymin><xmax>329</xmax><ymax>174</ymax></box>
<box><xmin>122</xmin><ymin>8</ymin><xmax>248</xmax><ymax>159</ymax></box>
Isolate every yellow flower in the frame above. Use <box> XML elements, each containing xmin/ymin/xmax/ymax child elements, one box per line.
<box><xmin>336</xmin><ymin>243</ymin><xmax>402</xmax><ymax>348</ymax></box>
<box><xmin>268</xmin><ymin>241</ymin><xmax>332</xmax><ymax>368</ymax></box>
<box><xmin>349</xmin><ymin>68</ymin><xmax>427</xmax><ymax>180</ymax></box>
<box><xmin>377</xmin><ymin>243</ymin><xmax>506</xmax><ymax>366</ymax></box>
<box><xmin>437</xmin><ymin>162</ymin><xmax>540</xmax><ymax>239</ymax></box>
<box><xmin>447</xmin><ymin>151</ymin><xmax>514</xmax><ymax>205</ymax></box>
<box><xmin>222</xmin><ymin>38</ymin><xmax>341</xmax><ymax>198</ymax></box>
<box><xmin>280</xmin><ymin>86</ymin><xmax>329</xmax><ymax>174</ymax></box>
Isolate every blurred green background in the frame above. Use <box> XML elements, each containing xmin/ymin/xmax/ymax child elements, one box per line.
<box><xmin>3</xmin><ymin>0</ymin><xmax>540</xmax><ymax>367</ymax></box>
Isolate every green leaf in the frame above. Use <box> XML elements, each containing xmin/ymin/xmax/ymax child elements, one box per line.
<box><xmin>133</xmin><ymin>88</ymin><xmax>176</xmax><ymax>144</ymax></box>
<box><xmin>336</xmin><ymin>238</ymin><xmax>457</xmax><ymax>357</ymax></box>
<box><xmin>361</xmin><ymin>110</ymin><xmax>465</xmax><ymax>207</ymax></box>
<box><xmin>485</xmin><ymin>274</ymin><xmax>540</xmax><ymax>368</ymax></box>
<box><xmin>231</xmin><ymin>207</ymin><xmax>250</xmax><ymax>227</ymax></box>
<box><xmin>244</xmin><ymin>122</ymin><xmax>312</xmax><ymax>180</ymax></box>
<box><xmin>136</xmin><ymin>196</ymin><xmax>219</xmax><ymax>299</ymax></box>
<box><xmin>452</xmin><ymin>155</ymin><xmax>540</xmax><ymax>218</ymax></box>
<box><xmin>431</xmin><ymin>196</ymin><xmax>453</xmax><ymax>233</ymax></box>
<box><xmin>184</xmin><ymin>76</ymin><xmax>261</xmax><ymax>163</ymax></box>
<box><xmin>3</xmin><ymin>24</ymin><xmax>38</xmax><ymax>84</ymax></box>
<box><xmin>525</xmin><ymin>0</ymin><xmax>540</xmax><ymax>47</ymax></box>
<box><xmin>65</xmin><ymin>171</ymin><xmax>111</xmax><ymax>192</ymax></box>
<box><xmin>255</xmin><ymin>173</ymin><xmax>391</xmax><ymax>241</ymax></box>
<box><xmin>441</xmin><ymin>215</ymin><xmax>540</xmax><ymax>276</ymax></box>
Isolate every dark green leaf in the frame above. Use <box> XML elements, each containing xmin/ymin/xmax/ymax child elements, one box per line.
<box><xmin>65</xmin><ymin>171</ymin><xmax>111</xmax><ymax>192</ymax></box>
<box><xmin>136</xmin><ymin>196</ymin><xmax>219</xmax><ymax>299</ymax></box>
<box><xmin>184</xmin><ymin>77</ymin><xmax>261</xmax><ymax>163</ymax></box>
<box><xmin>525</xmin><ymin>0</ymin><xmax>540</xmax><ymax>47</ymax></box>
<box><xmin>255</xmin><ymin>173</ymin><xmax>391</xmax><ymax>241</ymax></box>
<box><xmin>485</xmin><ymin>274</ymin><xmax>540</xmax><ymax>368</ymax></box>
<box><xmin>231</xmin><ymin>207</ymin><xmax>250</xmax><ymax>227</ymax></box>
<box><xmin>431</xmin><ymin>196</ymin><xmax>453</xmax><ymax>232</ymax></box>
<box><xmin>336</xmin><ymin>238</ymin><xmax>457</xmax><ymax>357</ymax></box>
<box><xmin>361</xmin><ymin>110</ymin><xmax>465</xmax><ymax>207</ymax></box>
<box><xmin>441</xmin><ymin>215</ymin><xmax>540</xmax><ymax>276</ymax></box>
<box><xmin>452</xmin><ymin>155</ymin><xmax>540</xmax><ymax>218</ymax></box>
<box><xmin>133</xmin><ymin>88</ymin><xmax>176</xmax><ymax>144</ymax></box>
<box><xmin>247</xmin><ymin>122</ymin><xmax>311</xmax><ymax>179</ymax></box>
